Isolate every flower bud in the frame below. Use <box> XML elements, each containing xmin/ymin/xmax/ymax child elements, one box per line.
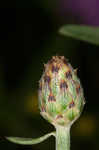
<box><xmin>38</xmin><ymin>56</ymin><xmax>85</xmax><ymax>127</ymax></box>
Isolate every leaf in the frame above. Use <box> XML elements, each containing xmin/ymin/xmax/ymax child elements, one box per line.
<box><xmin>6</xmin><ymin>131</ymin><xmax>56</xmax><ymax>145</ymax></box>
<box><xmin>59</xmin><ymin>25</ymin><xmax>99</xmax><ymax>45</ymax></box>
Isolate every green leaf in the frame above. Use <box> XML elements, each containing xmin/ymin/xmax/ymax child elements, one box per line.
<box><xmin>6</xmin><ymin>131</ymin><xmax>56</xmax><ymax>145</ymax></box>
<box><xmin>59</xmin><ymin>25</ymin><xmax>99</xmax><ymax>45</ymax></box>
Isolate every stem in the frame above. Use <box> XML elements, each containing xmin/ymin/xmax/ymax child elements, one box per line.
<box><xmin>56</xmin><ymin>125</ymin><xmax>71</xmax><ymax>150</ymax></box>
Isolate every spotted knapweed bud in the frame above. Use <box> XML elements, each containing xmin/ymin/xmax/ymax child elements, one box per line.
<box><xmin>38</xmin><ymin>56</ymin><xmax>85</xmax><ymax>127</ymax></box>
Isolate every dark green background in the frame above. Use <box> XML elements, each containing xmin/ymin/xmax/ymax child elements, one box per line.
<box><xmin>0</xmin><ymin>0</ymin><xmax>99</xmax><ymax>150</ymax></box>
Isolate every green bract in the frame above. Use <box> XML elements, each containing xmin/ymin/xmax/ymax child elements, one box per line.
<box><xmin>38</xmin><ymin>56</ymin><xmax>85</xmax><ymax>127</ymax></box>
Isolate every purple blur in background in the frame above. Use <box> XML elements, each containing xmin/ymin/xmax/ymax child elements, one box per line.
<box><xmin>60</xmin><ymin>0</ymin><xmax>99</xmax><ymax>25</ymax></box>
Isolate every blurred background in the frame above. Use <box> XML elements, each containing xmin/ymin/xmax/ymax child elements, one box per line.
<box><xmin>0</xmin><ymin>0</ymin><xmax>99</xmax><ymax>150</ymax></box>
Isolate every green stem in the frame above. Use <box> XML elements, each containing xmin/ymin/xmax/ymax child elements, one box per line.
<box><xmin>56</xmin><ymin>125</ymin><xmax>70</xmax><ymax>150</ymax></box>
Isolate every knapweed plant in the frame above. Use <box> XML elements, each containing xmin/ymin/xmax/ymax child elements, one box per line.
<box><xmin>6</xmin><ymin>56</ymin><xmax>85</xmax><ymax>150</ymax></box>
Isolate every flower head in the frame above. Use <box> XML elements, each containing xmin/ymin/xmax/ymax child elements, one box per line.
<box><xmin>38</xmin><ymin>56</ymin><xmax>85</xmax><ymax>127</ymax></box>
